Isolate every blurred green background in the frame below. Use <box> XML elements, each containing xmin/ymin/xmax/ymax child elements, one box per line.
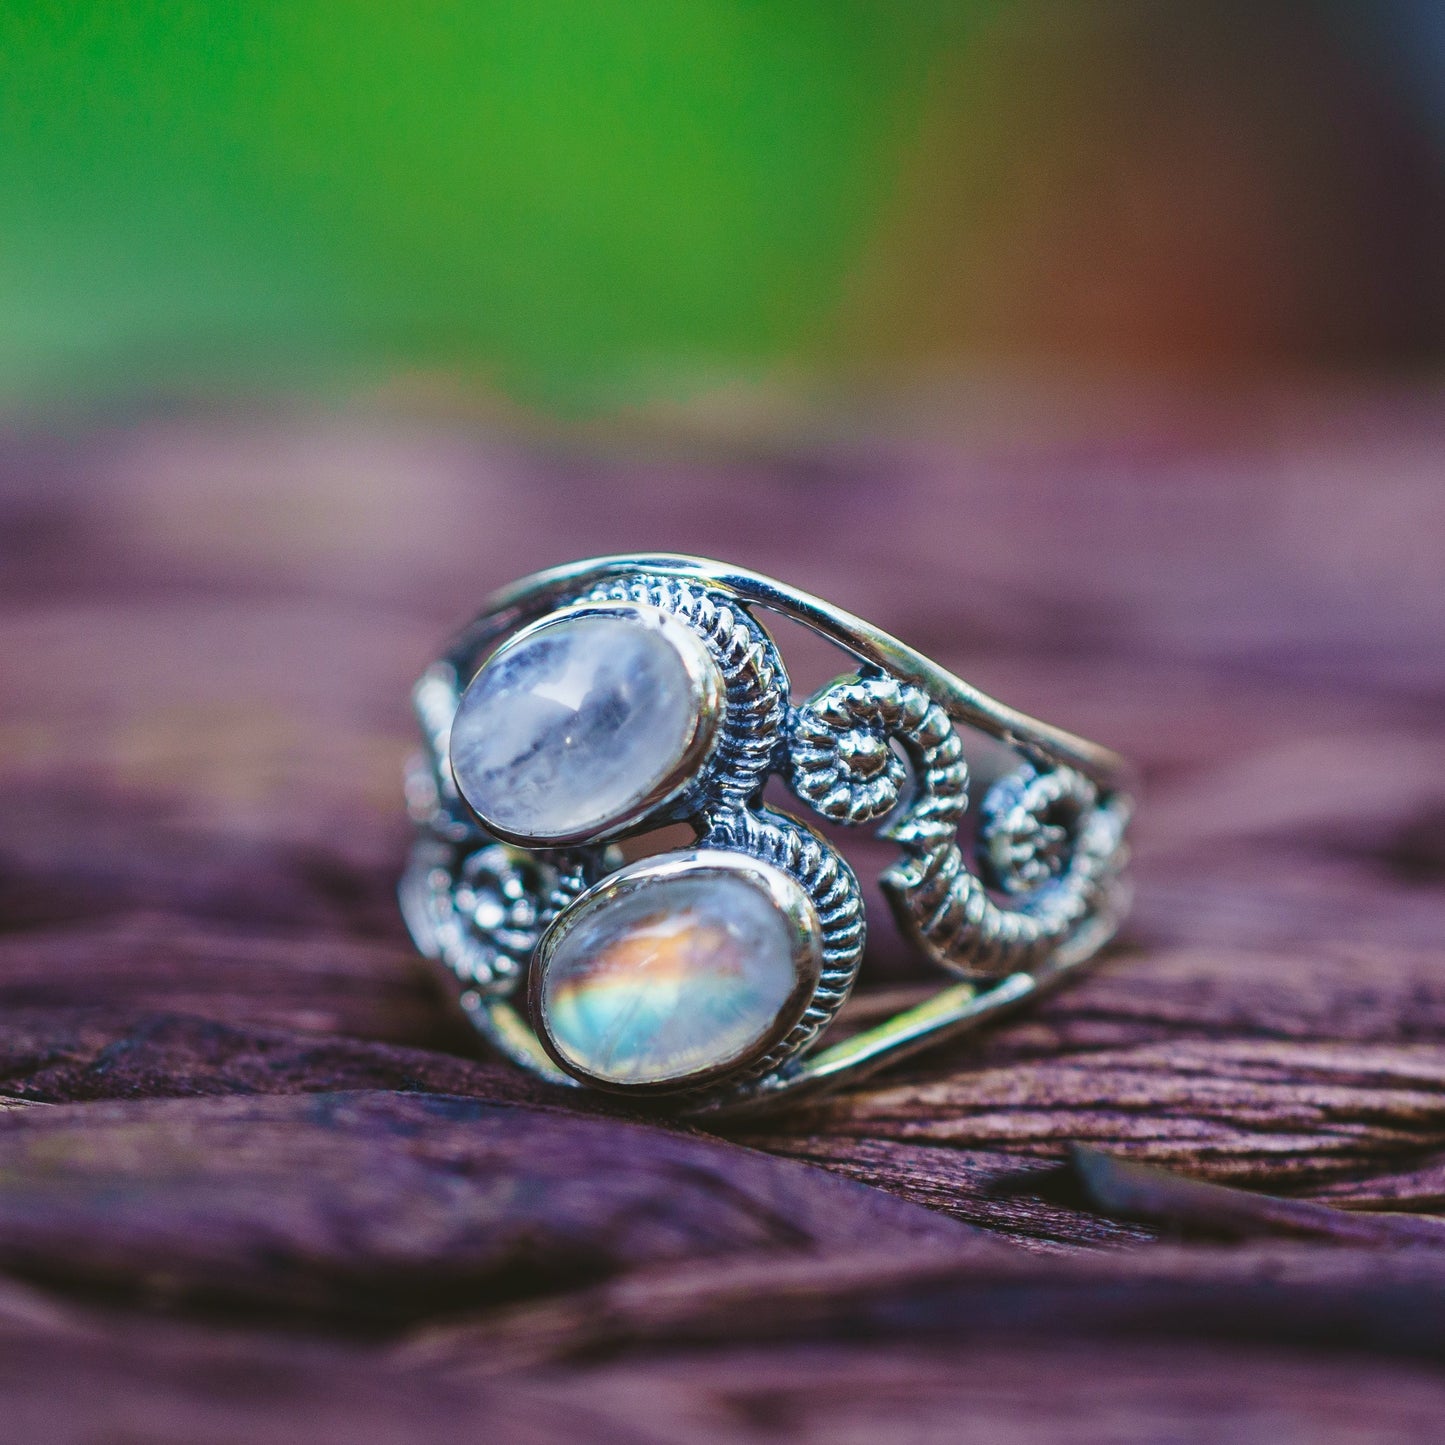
<box><xmin>2</xmin><ymin>2</ymin><xmax>1442</xmax><ymax>410</ymax></box>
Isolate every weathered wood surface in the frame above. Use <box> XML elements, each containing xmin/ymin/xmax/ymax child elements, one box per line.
<box><xmin>1</xmin><ymin>386</ymin><xmax>1443</xmax><ymax>1441</ymax></box>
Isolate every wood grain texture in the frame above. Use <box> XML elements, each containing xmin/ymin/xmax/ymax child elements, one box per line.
<box><xmin>0</xmin><ymin>385</ymin><xmax>1442</xmax><ymax>1440</ymax></box>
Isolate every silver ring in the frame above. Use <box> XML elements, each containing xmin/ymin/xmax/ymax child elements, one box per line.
<box><xmin>399</xmin><ymin>555</ymin><xmax>1135</xmax><ymax>1119</ymax></box>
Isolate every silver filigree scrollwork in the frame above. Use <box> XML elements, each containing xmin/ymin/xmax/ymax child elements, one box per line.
<box><xmin>399</xmin><ymin>834</ymin><xmax>616</xmax><ymax>994</ymax></box>
<box><xmin>787</xmin><ymin>674</ymin><xmax>1127</xmax><ymax>979</ymax></box>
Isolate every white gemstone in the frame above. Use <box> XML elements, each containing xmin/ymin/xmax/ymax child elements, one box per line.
<box><xmin>536</xmin><ymin>863</ymin><xmax>816</xmax><ymax>1087</ymax></box>
<box><xmin>450</xmin><ymin>610</ymin><xmax>715</xmax><ymax>843</ymax></box>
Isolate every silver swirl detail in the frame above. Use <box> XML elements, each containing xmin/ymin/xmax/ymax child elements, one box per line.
<box><xmin>701</xmin><ymin>805</ymin><xmax>865</xmax><ymax>1083</ymax></box>
<box><xmin>399</xmin><ymin>835</ymin><xmax>617</xmax><ymax>996</ymax></box>
<box><xmin>978</xmin><ymin>762</ymin><xmax>1101</xmax><ymax>895</ymax></box>
<box><xmin>790</xmin><ymin>675</ymin><xmax>964</xmax><ymax>826</ymax></box>
<box><xmin>583</xmin><ymin>574</ymin><xmax>787</xmax><ymax>809</ymax></box>
<box><xmin>788</xmin><ymin>674</ymin><xmax>1126</xmax><ymax>979</ymax></box>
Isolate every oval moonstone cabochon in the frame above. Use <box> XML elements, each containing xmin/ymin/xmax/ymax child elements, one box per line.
<box><xmin>532</xmin><ymin>852</ymin><xmax>823</xmax><ymax>1090</ymax></box>
<box><xmin>449</xmin><ymin>604</ymin><xmax>721</xmax><ymax>845</ymax></box>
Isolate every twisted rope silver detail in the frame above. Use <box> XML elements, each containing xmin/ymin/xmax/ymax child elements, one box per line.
<box><xmin>789</xmin><ymin>675</ymin><xmax>1126</xmax><ymax>978</ymax></box>
<box><xmin>702</xmin><ymin>805</ymin><xmax>864</xmax><ymax>1082</ymax></box>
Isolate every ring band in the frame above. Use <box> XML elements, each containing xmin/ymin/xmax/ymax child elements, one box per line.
<box><xmin>399</xmin><ymin>555</ymin><xmax>1134</xmax><ymax>1119</ymax></box>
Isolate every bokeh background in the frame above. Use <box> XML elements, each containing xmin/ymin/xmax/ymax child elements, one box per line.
<box><xmin>3</xmin><ymin>1</ymin><xmax>1443</xmax><ymax>405</ymax></box>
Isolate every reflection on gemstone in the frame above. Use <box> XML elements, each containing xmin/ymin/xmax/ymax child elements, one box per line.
<box><xmin>449</xmin><ymin>608</ymin><xmax>718</xmax><ymax>843</ymax></box>
<box><xmin>536</xmin><ymin>861</ymin><xmax>818</xmax><ymax>1088</ymax></box>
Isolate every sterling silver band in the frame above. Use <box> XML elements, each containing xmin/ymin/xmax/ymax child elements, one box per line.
<box><xmin>400</xmin><ymin>555</ymin><xmax>1135</xmax><ymax>1119</ymax></box>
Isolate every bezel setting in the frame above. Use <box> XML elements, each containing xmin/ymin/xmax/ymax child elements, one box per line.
<box><xmin>528</xmin><ymin>850</ymin><xmax>824</xmax><ymax>1095</ymax></box>
<box><xmin>448</xmin><ymin>599</ymin><xmax>724</xmax><ymax>847</ymax></box>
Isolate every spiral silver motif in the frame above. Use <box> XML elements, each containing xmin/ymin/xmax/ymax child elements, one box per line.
<box><xmin>787</xmin><ymin>673</ymin><xmax>1127</xmax><ymax>979</ymax></box>
<box><xmin>400</xmin><ymin>837</ymin><xmax>617</xmax><ymax>995</ymax></box>
<box><xmin>399</xmin><ymin>838</ymin><xmax>550</xmax><ymax>992</ymax></box>
<box><xmin>978</xmin><ymin>761</ymin><xmax>1101</xmax><ymax>894</ymax></box>
<box><xmin>790</xmin><ymin>676</ymin><xmax>914</xmax><ymax>823</ymax></box>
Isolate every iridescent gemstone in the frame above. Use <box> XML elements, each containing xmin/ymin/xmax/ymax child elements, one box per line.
<box><xmin>533</xmin><ymin>853</ymin><xmax>821</xmax><ymax>1089</ymax></box>
<box><xmin>449</xmin><ymin>605</ymin><xmax>720</xmax><ymax>844</ymax></box>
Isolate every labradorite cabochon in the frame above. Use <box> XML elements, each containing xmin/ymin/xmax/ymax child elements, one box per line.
<box><xmin>536</xmin><ymin>865</ymin><xmax>817</xmax><ymax>1088</ymax></box>
<box><xmin>449</xmin><ymin>611</ymin><xmax>712</xmax><ymax>843</ymax></box>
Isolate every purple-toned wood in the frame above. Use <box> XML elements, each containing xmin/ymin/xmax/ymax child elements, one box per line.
<box><xmin>1</xmin><ymin>385</ymin><xmax>1443</xmax><ymax>1439</ymax></box>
